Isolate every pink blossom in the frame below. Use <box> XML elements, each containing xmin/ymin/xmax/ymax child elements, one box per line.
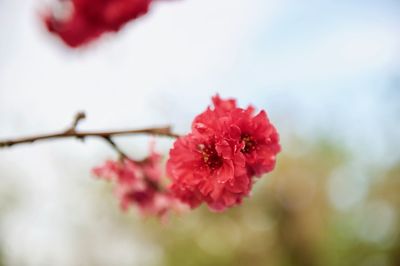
<box><xmin>167</xmin><ymin>95</ymin><xmax>281</xmax><ymax>211</ymax></box>
<box><xmin>167</xmin><ymin>133</ymin><xmax>250</xmax><ymax>211</ymax></box>
<box><xmin>43</xmin><ymin>0</ymin><xmax>152</xmax><ymax>47</ymax></box>
<box><xmin>194</xmin><ymin>95</ymin><xmax>281</xmax><ymax>176</ymax></box>
<box><xmin>93</xmin><ymin>148</ymin><xmax>185</xmax><ymax>218</ymax></box>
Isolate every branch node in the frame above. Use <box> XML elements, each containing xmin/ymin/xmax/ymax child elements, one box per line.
<box><xmin>66</xmin><ymin>111</ymin><xmax>86</xmax><ymax>134</ymax></box>
<box><xmin>76</xmin><ymin>135</ymin><xmax>86</xmax><ymax>142</ymax></box>
<box><xmin>0</xmin><ymin>142</ymin><xmax>7</xmax><ymax>148</ymax></box>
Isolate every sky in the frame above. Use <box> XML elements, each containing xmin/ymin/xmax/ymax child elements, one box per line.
<box><xmin>0</xmin><ymin>0</ymin><xmax>399</xmax><ymax>265</ymax></box>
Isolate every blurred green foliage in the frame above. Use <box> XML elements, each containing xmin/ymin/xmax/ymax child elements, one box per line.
<box><xmin>144</xmin><ymin>139</ymin><xmax>400</xmax><ymax>266</ymax></box>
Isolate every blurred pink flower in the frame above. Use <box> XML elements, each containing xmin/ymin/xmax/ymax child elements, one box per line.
<box><xmin>93</xmin><ymin>148</ymin><xmax>186</xmax><ymax>218</ymax></box>
<box><xmin>43</xmin><ymin>0</ymin><xmax>152</xmax><ymax>47</ymax></box>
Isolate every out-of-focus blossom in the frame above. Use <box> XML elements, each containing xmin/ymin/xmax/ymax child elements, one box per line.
<box><xmin>93</xmin><ymin>148</ymin><xmax>186</xmax><ymax>218</ymax></box>
<box><xmin>167</xmin><ymin>95</ymin><xmax>281</xmax><ymax>211</ymax></box>
<box><xmin>43</xmin><ymin>0</ymin><xmax>154</xmax><ymax>47</ymax></box>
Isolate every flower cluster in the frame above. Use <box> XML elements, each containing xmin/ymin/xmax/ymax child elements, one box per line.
<box><xmin>92</xmin><ymin>95</ymin><xmax>280</xmax><ymax>217</ymax></box>
<box><xmin>43</xmin><ymin>0</ymin><xmax>153</xmax><ymax>47</ymax></box>
<box><xmin>167</xmin><ymin>95</ymin><xmax>281</xmax><ymax>211</ymax></box>
<box><xmin>92</xmin><ymin>148</ymin><xmax>185</xmax><ymax>218</ymax></box>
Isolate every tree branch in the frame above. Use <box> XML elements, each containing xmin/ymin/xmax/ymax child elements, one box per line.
<box><xmin>0</xmin><ymin>112</ymin><xmax>180</xmax><ymax>151</ymax></box>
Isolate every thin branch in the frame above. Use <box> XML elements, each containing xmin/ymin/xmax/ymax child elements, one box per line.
<box><xmin>68</xmin><ymin>111</ymin><xmax>86</xmax><ymax>133</ymax></box>
<box><xmin>102</xmin><ymin>136</ymin><xmax>129</xmax><ymax>159</ymax></box>
<box><xmin>0</xmin><ymin>112</ymin><xmax>180</xmax><ymax>150</ymax></box>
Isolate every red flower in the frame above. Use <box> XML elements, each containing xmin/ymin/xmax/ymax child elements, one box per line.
<box><xmin>93</xmin><ymin>148</ymin><xmax>185</xmax><ymax>218</ymax></box>
<box><xmin>43</xmin><ymin>0</ymin><xmax>152</xmax><ymax>47</ymax></box>
<box><xmin>167</xmin><ymin>95</ymin><xmax>281</xmax><ymax>211</ymax></box>
<box><xmin>167</xmin><ymin>133</ymin><xmax>250</xmax><ymax>211</ymax></box>
<box><xmin>194</xmin><ymin>95</ymin><xmax>281</xmax><ymax>176</ymax></box>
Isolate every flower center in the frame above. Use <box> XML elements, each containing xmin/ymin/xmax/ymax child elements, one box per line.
<box><xmin>241</xmin><ymin>134</ymin><xmax>256</xmax><ymax>153</ymax></box>
<box><xmin>198</xmin><ymin>144</ymin><xmax>223</xmax><ymax>170</ymax></box>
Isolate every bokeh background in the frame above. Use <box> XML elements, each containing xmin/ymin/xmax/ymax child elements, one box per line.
<box><xmin>0</xmin><ymin>0</ymin><xmax>400</xmax><ymax>265</ymax></box>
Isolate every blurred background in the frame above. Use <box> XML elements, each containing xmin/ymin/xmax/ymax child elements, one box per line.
<box><xmin>0</xmin><ymin>0</ymin><xmax>399</xmax><ymax>265</ymax></box>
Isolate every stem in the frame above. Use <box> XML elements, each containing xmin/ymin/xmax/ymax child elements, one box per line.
<box><xmin>102</xmin><ymin>136</ymin><xmax>129</xmax><ymax>159</ymax></box>
<box><xmin>69</xmin><ymin>111</ymin><xmax>86</xmax><ymax>132</ymax></box>
<box><xmin>0</xmin><ymin>112</ymin><xmax>180</xmax><ymax>151</ymax></box>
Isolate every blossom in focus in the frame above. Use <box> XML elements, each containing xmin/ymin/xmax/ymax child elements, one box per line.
<box><xmin>43</xmin><ymin>0</ymin><xmax>153</xmax><ymax>47</ymax></box>
<box><xmin>167</xmin><ymin>133</ymin><xmax>250</xmax><ymax>211</ymax></box>
<box><xmin>93</xmin><ymin>149</ymin><xmax>185</xmax><ymax>218</ymax></box>
<box><xmin>167</xmin><ymin>95</ymin><xmax>281</xmax><ymax>211</ymax></box>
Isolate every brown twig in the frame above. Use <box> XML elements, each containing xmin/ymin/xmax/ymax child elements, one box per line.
<box><xmin>102</xmin><ymin>136</ymin><xmax>129</xmax><ymax>160</ymax></box>
<box><xmin>68</xmin><ymin>111</ymin><xmax>86</xmax><ymax>132</ymax></box>
<box><xmin>0</xmin><ymin>112</ymin><xmax>180</xmax><ymax>153</ymax></box>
